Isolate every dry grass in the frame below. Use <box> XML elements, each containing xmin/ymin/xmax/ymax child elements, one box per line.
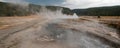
<box><xmin>0</xmin><ymin>21</ymin><xmax>9</xmax><ymax>29</ymax></box>
<box><xmin>99</xmin><ymin>16</ymin><xmax>120</xmax><ymax>19</ymax></box>
<box><xmin>0</xmin><ymin>15</ymin><xmax>41</xmax><ymax>29</ymax></box>
<box><xmin>80</xmin><ymin>16</ymin><xmax>120</xmax><ymax>30</ymax></box>
<box><xmin>80</xmin><ymin>16</ymin><xmax>120</xmax><ymax>19</ymax></box>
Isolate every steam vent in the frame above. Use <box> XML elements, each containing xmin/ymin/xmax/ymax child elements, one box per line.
<box><xmin>0</xmin><ymin>1</ymin><xmax>120</xmax><ymax>48</ymax></box>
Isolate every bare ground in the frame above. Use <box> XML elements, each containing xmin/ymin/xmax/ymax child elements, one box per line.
<box><xmin>0</xmin><ymin>16</ymin><xmax>120</xmax><ymax>48</ymax></box>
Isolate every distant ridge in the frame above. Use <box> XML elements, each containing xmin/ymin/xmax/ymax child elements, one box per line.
<box><xmin>72</xmin><ymin>6</ymin><xmax>120</xmax><ymax>16</ymax></box>
<box><xmin>0</xmin><ymin>2</ymin><xmax>73</xmax><ymax>16</ymax></box>
<box><xmin>1</xmin><ymin>1</ymin><xmax>120</xmax><ymax>16</ymax></box>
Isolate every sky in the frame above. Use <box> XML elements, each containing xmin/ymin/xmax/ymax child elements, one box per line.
<box><xmin>0</xmin><ymin>0</ymin><xmax>120</xmax><ymax>9</ymax></box>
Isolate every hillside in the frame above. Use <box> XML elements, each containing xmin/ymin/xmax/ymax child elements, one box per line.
<box><xmin>2</xmin><ymin>2</ymin><xmax>120</xmax><ymax>17</ymax></box>
<box><xmin>73</xmin><ymin>6</ymin><xmax>120</xmax><ymax>16</ymax></box>
<box><xmin>0</xmin><ymin>2</ymin><xmax>73</xmax><ymax>16</ymax></box>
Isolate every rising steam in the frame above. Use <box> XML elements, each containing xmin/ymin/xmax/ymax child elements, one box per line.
<box><xmin>0</xmin><ymin>2</ymin><xmax>119</xmax><ymax>48</ymax></box>
<box><xmin>36</xmin><ymin>6</ymin><xmax>78</xmax><ymax>19</ymax></box>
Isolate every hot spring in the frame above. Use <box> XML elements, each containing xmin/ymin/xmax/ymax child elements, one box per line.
<box><xmin>1</xmin><ymin>7</ymin><xmax>119</xmax><ymax>48</ymax></box>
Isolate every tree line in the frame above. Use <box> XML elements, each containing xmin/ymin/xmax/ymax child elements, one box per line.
<box><xmin>0</xmin><ymin>2</ymin><xmax>73</xmax><ymax>16</ymax></box>
<box><xmin>73</xmin><ymin>6</ymin><xmax>120</xmax><ymax>16</ymax></box>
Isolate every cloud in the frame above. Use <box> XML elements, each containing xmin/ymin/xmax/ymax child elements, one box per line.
<box><xmin>0</xmin><ymin>0</ymin><xmax>4</xmax><ymax>1</ymax></box>
<box><xmin>61</xmin><ymin>0</ymin><xmax>120</xmax><ymax>9</ymax></box>
<box><xmin>25</xmin><ymin>0</ymin><xmax>65</xmax><ymax>6</ymax></box>
<box><xmin>1</xmin><ymin>0</ymin><xmax>120</xmax><ymax>9</ymax></box>
<box><xmin>1</xmin><ymin>0</ymin><xmax>29</xmax><ymax>5</ymax></box>
<box><xmin>11</xmin><ymin>0</ymin><xmax>27</xmax><ymax>3</ymax></box>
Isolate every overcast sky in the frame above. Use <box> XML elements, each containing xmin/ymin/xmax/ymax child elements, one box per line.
<box><xmin>0</xmin><ymin>0</ymin><xmax>120</xmax><ymax>9</ymax></box>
